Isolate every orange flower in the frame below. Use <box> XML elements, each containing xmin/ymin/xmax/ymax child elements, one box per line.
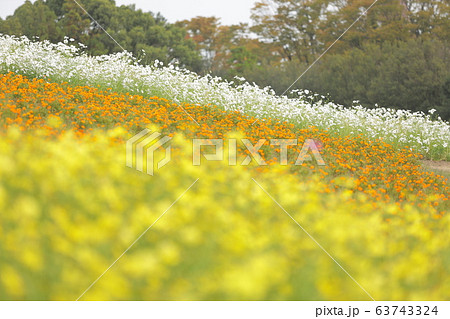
<box><xmin>0</xmin><ymin>72</ymin><xmax>448</xmax><ymax>211</ymax></box>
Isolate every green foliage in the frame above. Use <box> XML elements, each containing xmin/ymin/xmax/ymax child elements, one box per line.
<box><xmin>0</xmin><ymin>128</ymin><xmax>449</xmax><ymax>300</ymax></box>
<box><xmin>237</xmin><ymin>0</ymin><xmax>450</xmax><ymax>118</ymax></box>
<box><xmin>235</xmin><ymin>38</ymin><xmax>450</xmax><ymax>120</ymax></box>
<box><xmin>305</xmin><ymin>39</ymin><xmax>449</xmax><ymax>119</ymax></box>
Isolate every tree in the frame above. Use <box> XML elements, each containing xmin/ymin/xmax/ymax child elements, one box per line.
<box><xmin>409</xmin><ymin>0</ymin><xmax>450</xmax><ymax>40</ymax></box>
<box><xmin>0</xmin><ymin>0</ymin><xmax>62</xmax><ymax>42</ymax></box>
<box><xmin>46</xmin><ymin>0</ymin><xmax>66</xmax><ymax>18</ymax></box>
<box><xmin>178</xmin><ymin>17</ymin><xmax>278</xmax><ymax>76</ymax></box>
<box><xmin>176</xmin><ymin>16</ymin><xmax>221</xmax><ymax>69</ymax></box>
<box><xmin>251</xmin><ymin>0</ymin><xmax>331</xmax><ymax>64</ymax></box>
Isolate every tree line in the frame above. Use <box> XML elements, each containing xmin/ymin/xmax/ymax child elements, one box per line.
<box><xmin>1</xmin><ymin>0</ymin><xmax>449</xmax><ymax>119</ymax></box>
<box><xmin>0</xmin><ymin>0</ymin><xmax>202</xmax><ymax>70</ymax></box>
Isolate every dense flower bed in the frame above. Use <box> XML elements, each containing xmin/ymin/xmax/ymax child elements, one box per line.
<box><xmin>1</xmin><ymin>73</ymin><xmax>447</xmax><ymax>210</ymax></box>
<box><xmin>0</xmin><ymin>129</ymin><xmax>448</xmax><ymax>300</ymax></box>
<box><xmin>1</xmin><ymin>35</ymin><xmax>448</xmax><ymax>159</ymax></box>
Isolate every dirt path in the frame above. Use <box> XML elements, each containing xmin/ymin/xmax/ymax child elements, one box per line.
<box><xmin>421</xmin><ymin>160</ymin><xmax>450</xmax><ymax>179</ymax></box>
<box><xmin>422</xmin><ymin>160</ymin><xmax>450</xmax><ymax>172</ymax></box>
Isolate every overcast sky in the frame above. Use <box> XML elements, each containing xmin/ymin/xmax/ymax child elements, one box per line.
<box><xmin>1</xmin><ymin>0</ymin><xmax>258</xmax><ymax>25</ymax></box>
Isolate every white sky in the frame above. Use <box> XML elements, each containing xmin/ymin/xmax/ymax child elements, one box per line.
<box><xmin>1</xmin><ymin>0</ymin><xmax>258</xmax><ymax>25</ymax></box>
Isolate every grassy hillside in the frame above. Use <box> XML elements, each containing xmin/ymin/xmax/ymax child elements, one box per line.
<box><xmin>1</xmin><ymin>35</ymin><xmax>449</xmax><ymax>160</ymax></box>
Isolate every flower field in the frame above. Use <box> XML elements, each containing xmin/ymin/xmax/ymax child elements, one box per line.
<box><xmin>0</xmin><ymin>38</ymin><xmax>449</xmax><ymax>301</ymax></box>
<box><xmin>1</xmin><ymin>35</ymin><xmax>449</xmax><ymax>160</ymax></box>
<box><xmin>0</xmin><ymin>129</ymin><xmax>449</xmax><ymax>300</ymax></box>
<box><xmin>1</xmin><ymin>73</ymin><xmax>448</xmax><ymax>209</ymax></box>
